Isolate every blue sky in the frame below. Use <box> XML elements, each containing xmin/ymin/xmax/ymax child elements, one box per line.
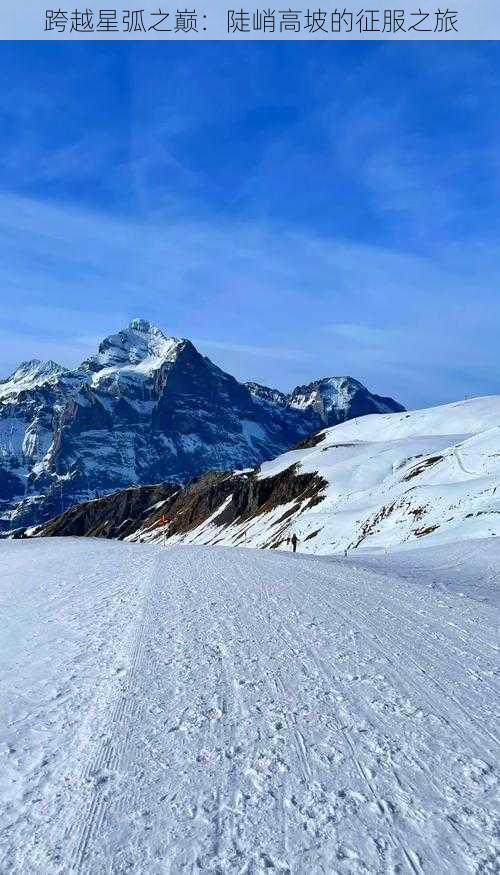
<box><xmin>1</xmin><ymin>41</ymin><xmax>499</xmax><ymax>407</ymax></box>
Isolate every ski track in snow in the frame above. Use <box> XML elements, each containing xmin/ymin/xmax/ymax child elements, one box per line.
<box><xmin>452</xmin><ymin>446</ymin><xmax>479</xmax><ymax>479</ymax></box>
<box><xmin>0</xmin><ymin>539</ymin><xmax>499</xmax><ymax>874</ymax></box>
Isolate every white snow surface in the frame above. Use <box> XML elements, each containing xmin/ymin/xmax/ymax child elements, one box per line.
<box><xmin>82</xmin><ymin>320</ymin><xmax>183</xmax><ymax>389</ymax></box>
<box><xmin>0</xmin><ymin>360</ymin><xmax>70</xmax><ymax>399</ymax></box>
<box><xmin>1</xmin><ymin>538</ymin><xmax>498</xmax><ymax>874</ymax></box>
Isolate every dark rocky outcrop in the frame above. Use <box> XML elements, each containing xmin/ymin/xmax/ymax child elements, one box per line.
<box><xmin>20</xmin><ymin>463</ymin><xmax>327</xmax><ymax>547</ymax></box>
<box><xmin>21</xmin><ymin>482</ymin><xmax>178</xmax><ymax>540</ymax></box>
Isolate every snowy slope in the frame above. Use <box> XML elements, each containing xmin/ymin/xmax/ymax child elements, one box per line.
<box><xmin>0</xmin><ymin>539</ymin><xmax>498</xmax><ymax>874</ymax></box>
<box><xmin>0</xmin><ymin>360</ymin><xmax>70</xmax><ymax>398</ymax></box>
<box><xmin>79</xmin><ymin>318</ymin><xmax>184</xmax><ymax>389</ymax></box>
<box><xmin>0</xmin><ymin>319</ymin><xmax>403</xmax><ymax>532</ymax></box>
<box><xmin>135</xmin><ymin>395</ymin><xmax>500</xmax><ymax>554</ymax></box>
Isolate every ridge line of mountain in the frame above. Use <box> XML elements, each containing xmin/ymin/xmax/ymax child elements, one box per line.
<box><xmin>0</xmin><ymin>318</ymin><xmax>404</xmax><ymax>531</ymax></box>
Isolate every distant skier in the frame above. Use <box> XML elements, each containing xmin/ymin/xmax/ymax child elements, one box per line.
<box><xmin>291</xmin><ymin>533</ymin><xmax>298</xmax><ymax>553</ymax></box>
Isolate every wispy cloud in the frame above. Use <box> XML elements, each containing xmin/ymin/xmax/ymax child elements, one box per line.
<box><xmin>329</xmin><ymin>323</ymin><xmax>403</xmax><ymax>348</ymax></box>
<box><xmin>1</xmin><ymin>42</ymin><xmax>499</xmax><ymax>407</ymax></box>
<box><xmin>0</xmin><ymin>191</ymin><xmax>499</xmax><ymax>406</ymax></box>
<box><xmin>195</xmin><ymin>339</ymin><xmax>311</xmax><ymax>363</ymax></box>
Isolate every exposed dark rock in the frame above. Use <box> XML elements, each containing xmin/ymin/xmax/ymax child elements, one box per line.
<box><xmin>19</xmin><ymin>462</ymin><xmax>328</xmax><ymax>547</ymax></box>
<box><xmin>402</xmin><ymin>456</ymin><xmax>443</xmax><ymax>482</ymax></box>
<box><xmin>21</xmin><ymin>482</ymin><xmax>178</xmax><ymax>540</ymax></box>
<box><xmin>292</xmin><ymin>431</ymin><xmax>327</xmax><ymax>451</ymax></box>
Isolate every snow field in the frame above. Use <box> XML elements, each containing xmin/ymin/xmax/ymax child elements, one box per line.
<box><xmin>0</xmin><ymin>539</ymin><xmax>498</xmax><ymax>873</ymax></box>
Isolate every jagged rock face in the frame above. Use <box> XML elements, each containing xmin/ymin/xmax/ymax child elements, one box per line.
<box><xmin>22</xmin><ymin>466</ymin><xmax>326</xmax><ymax>548</ymax></box>
<box><xmin>248</xmin><ymin>375</ymin><xmax>404</xmax><ymax>426</ymax></box>
<box><xmin>0</xmin><ymin>359</ymin><xmax>86</xmax><ymax>528</ymax></box>
<box><xmin>288</xmin><ymin>376</ymin><xmax>405</xmax><ymax>425</ymax></box>
<box><xmin>0</xmin><ymin>320</ymin><xmax>403</xmax><ymax>530</ymax></box>
<box><xmin>245</xmin><ymin>382</ymin><xmax>288</xmax><ymax>406</ymax></box>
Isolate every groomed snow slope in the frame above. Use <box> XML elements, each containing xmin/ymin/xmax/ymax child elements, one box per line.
<box><xmin>152</xmin><ymin>395</ymin><xmax>500</xmax><ymax>554</ymax></box>
<box><xmin>1</xmin><ymin>539</ymin><xmax>498</xmax><ymax>874</ymax></box>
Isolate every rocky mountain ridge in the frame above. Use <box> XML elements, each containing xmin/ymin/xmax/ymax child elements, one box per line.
<box><xmin>0</xmin><ymin>319</ymin><xmax>404</xmax><ymax>530</ymax></box>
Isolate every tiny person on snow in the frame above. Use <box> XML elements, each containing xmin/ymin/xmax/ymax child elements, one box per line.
<box><xmin>291</xmin><ymin>533</ymin><xmax>298</xmax><ymax>553</ymax></box>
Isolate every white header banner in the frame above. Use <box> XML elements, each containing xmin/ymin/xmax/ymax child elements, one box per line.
<box><xmin>1</xmin><ymin>0</ymin><xmax>499</xmax><ymax>39</ymax></box>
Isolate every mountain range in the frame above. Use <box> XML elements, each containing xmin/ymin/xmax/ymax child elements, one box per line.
<box><xmin>26</xmin><ymin>396</ymin><xmax>500</xmax><ymax>554</ymax></box>
<box><xmin>0</xmin><ymin>318</ymin><xmax>404</xmax><ymax>531</ymax></box>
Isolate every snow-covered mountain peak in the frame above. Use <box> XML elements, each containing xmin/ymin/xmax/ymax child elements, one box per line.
<box><xmin>0</xmin><ymin>359</ymin><xmax>67</xmax><ymax>398</ymax></box>
<box><xmin>10</xmin><ymin>359</ymin><xmax>65</xmax><ymax>380</ymax></box>
<box><xmin>245</xmin><ymin>376</ymin><xmax>403</xmax><ymax>426</ymax></box>
<box><xmin>288</xmin><ymin>375</ymin><xmax>404</xmax><ymax>424</ymax></box>
<box><xmin>0</xmin><ymin>319</ymin><xmax>405</xmax><ymax>531</ymax></box>
<box><xmin>79</xmin><ymin>319</ymin><xmax>184</xmax><ymax>382</ymax></box>
<box><xmin>291</xmin><ymin>376</ymin><xmax>364</xmax><ymax>407</ymax></box>
<box><xmin>127</xmin><ymin>317</ymin><xmax>163</xmax><ymax>335</ymax></box>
